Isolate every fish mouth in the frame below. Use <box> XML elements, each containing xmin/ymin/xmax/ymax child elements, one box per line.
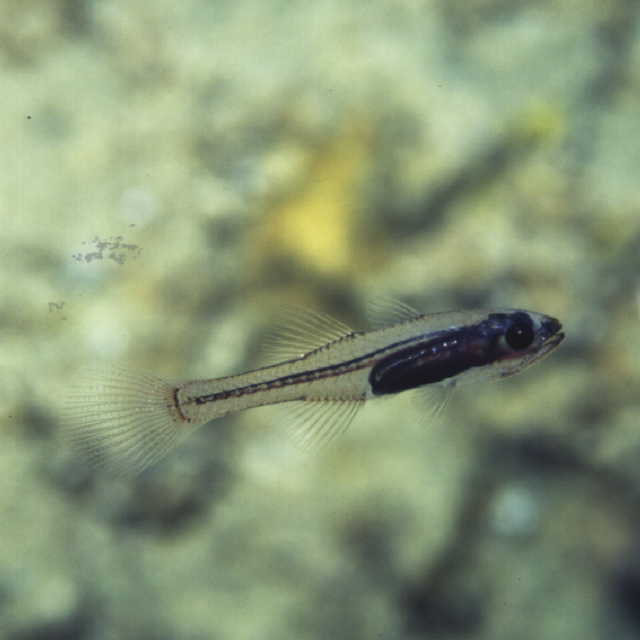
<box><xmin>540</xmin><ymin>316</ymin><xmax>563</xmax><ymax>341</ymax></box>
<box><xmin>527</xmin><ymin>328</ymin><xmax>565</xmax><ymax>365</ymax></box>
<box><xmin>540</xmin><ymin>329</ymin><xmax>564</xmax><ymax>352</ymax></box>
<box><xmin>535</xmin><ymin>315</ymin><xmax>564</xmax><ymax>357</ymax></box>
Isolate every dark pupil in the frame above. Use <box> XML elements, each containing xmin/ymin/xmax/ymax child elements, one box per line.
<box><xmin>505</xmin><ymin>321</ymin><xmax>535</xmax><ymax>350</ymax></box>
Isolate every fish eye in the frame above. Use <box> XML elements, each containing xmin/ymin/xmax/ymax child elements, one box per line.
<box><xmin>505</xmin><ymin>320</ymin><xmax>535</xmax><ymax>350</ymax></box>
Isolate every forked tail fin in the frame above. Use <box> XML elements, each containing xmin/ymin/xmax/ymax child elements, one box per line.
<box><xmin>62</xmin><ymin>366</ymin><xmax>192</xmax><ymax>475</ymax></box>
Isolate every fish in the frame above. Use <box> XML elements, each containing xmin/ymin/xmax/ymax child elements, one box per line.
<box><xmin>63</xmin><ymin>302</ymin><xmax>564</xmax><ymax>474</ymax></box>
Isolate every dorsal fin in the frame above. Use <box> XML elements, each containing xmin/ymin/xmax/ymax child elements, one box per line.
<box><xmin>366</xmin><ymin>296</ymin><xmax>424</xmax><ymax>329</ymax></box>
<box><xmin>260</xmin><ymin>306</ymin><xmax>355</xmax><ymax>363</ymax></box>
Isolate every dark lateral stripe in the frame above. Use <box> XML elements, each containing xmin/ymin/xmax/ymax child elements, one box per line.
<box><xmin>193</xmin><ymin>327</ymin><xmax>456</xmax><ymax>406</ymax></box>
<box><xmin>194</xmin><ymin>359</ymin><xmax>372</xmax><ymax>404</ymax></box>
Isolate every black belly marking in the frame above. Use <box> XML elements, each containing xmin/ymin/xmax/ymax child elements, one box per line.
<box><xmin>369</xmin><ymin>327</ymin><xmax>494</xmax><ymax>395</ymax></box>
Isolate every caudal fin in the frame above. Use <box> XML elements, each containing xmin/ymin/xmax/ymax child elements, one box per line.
<box><xmin>62</xmin><ymin>366</ymin><xmax>190</xmax><ymax>475</ymax></box>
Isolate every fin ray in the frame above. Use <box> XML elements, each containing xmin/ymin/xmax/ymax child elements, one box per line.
<box><xmin>260</xmin><ymin>306</ymin><xmax>355</xmax><ymax>363</ymax></box>
<box><xmin>410</xmin><ymin>382</ymin><xmax>455</xmax><ymax>421</ymax></box>
<box><xmin>62</xmin><ymin>366</ymin><xmax>190</xmax><ymax>475</ymax></box>
<box><xmin>278</xmin><ymin>397</ymin><xmax>364</xmax><ymax>451</ymax></box>
<box><xmin>366</xmin><ymin>296</ymin><xmax>424</xmax><ymax>329</ymax></box>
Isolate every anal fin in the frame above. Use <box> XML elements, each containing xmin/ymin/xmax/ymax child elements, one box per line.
<box><xmin>280</xmin><ymin>397</ymin><xmax>364</xmax><ymax>451</ymax></box>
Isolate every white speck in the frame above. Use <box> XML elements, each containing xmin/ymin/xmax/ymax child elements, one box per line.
<box><xmin>119</xmin><ymin>186</ymin><xmax>158</xmax><ymax>227</ymax></box>
<box><xmin>84</xmin><ymin>314</ymin><xmax>131</xmax><ymax>359</ymax></box>
<box><xmin>490</xmin><ymin>485</ymin><xmax>540</xmax><ymax>538</ymax></box>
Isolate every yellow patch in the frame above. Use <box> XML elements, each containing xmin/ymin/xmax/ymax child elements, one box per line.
<box><xmin>256</xmin><ymin>120</ymin><xmax>372</xmax><ymax>278</ymax></box>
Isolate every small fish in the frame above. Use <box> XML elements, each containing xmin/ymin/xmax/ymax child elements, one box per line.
<box><xmin>63</xmin><ymin>303</ymin><xmax>564</xmax><ymax>474</ymax></box>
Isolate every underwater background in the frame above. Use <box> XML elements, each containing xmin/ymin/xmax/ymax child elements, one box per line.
<box><xmin>3</xmin><ymin>1</ymin><xmax>640</xmax><ymax>638</ymax></box>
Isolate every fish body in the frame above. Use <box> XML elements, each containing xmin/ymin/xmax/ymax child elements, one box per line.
<box><xmin>64</xmin><ymin>305</ymin><xmax>564</xmax><ymax>474</ymax></box>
